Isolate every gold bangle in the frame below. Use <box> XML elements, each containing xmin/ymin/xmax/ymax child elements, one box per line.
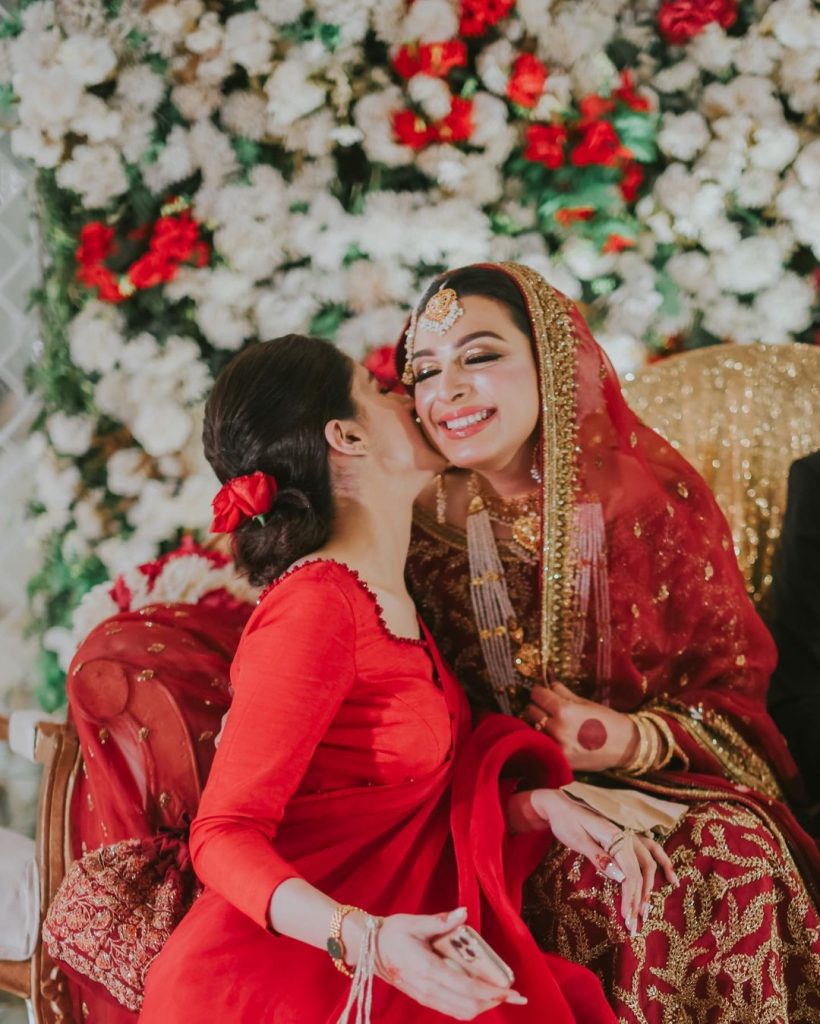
<box><xmin>620</xmin><ymin>714</ymin><xmax>649</xmax><ymax>774</ymax></box>
<box><xmin>327</xmin><ymin>903</ymin><xmax>365</xmax><ymax>977</ymax></box>
<box><xmin>641</xmin><ymin>712</ymin><xmax>677</xmax><ymax>771</ymax></box>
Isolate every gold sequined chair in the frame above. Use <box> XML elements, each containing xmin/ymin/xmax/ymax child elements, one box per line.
<box><xmin>623</xmin><ymin>342</ymin><xmax>820</xmax><ymax>619</ymax></box>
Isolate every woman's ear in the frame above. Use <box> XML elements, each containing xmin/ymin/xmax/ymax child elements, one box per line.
<box><xmin>324</xmin><ymin>418</ymin><xmax>368</xmax><ymax>456</ymax></box>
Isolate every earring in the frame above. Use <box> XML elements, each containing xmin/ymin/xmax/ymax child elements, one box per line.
<box><xmin>414</xmin><ymin>415</ymin><xmax>422</xmax><ymax>425</ymax></box>
<box><xmin>530</xmin><ymin>443</ymin><xmax>543</xmax><ymax>485</ymax></box>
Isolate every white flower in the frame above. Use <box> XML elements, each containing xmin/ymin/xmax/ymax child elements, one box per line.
<box><xmin>188</xmin><ymin>120</ymin><xmax>238</xmax><ymax>188</ymax></box>
<box><xmin>749</xmin><ymin>124</ymin><xmax>800</xmax><ymax>172</ymax></box>
<box><xmin>255</xmin><ymin>288</ymin><xmax>318</xmax><ymax>338</ymax></box>
<box><xmin>56</xmin><ymin>143</ymin><xmax>128</xmax><ymax>208</ymax></box>
<box><xmin>702</xmin><ymin>295</ymin><xmax>759</xmax><ymax>343</ymax></box>
<box><xmin>346</xmin><ymin>260</ymin><xmax>413</xmax><ymax>314</ymax></box>
<box><xmin>257</xmin><ymin>0</ymin><xmax>304</xmax><ymax>25</ymax></box>
<box><xmin>701</xmin><ymin>76</ymin><xmax>781</xmax><ymax>121</ymax></box>
<box><xmin>652</xmin><ymin>60</ymin><xmax>699</xmax><ymax>94</ymax></box>
<box><xmin>68</xmin><ymin>304</ymin><xmax>125</xmax><ymax>373</ymax></box>
<box><xmin>666</xmin><ymin>250</ymin><xmax>715</xmax><ymax>295</ymax></box>
<box><xmin>767</xmin><ymin>0</ymin><xmax>820</xmax><ymax>50</ymax></box>
<box><xmin>696</xmin><ymin>138</ymin><xmax>746</xmax><ymax>190</ymax></box>
<box><xmin>220</xmin><ymin>90</ymin><xmax>268</xmax><ymax>139</ymax></box>
<box><xmin>658</xmin><ymin>111</ymin><xmax>710</xmax><ymax>162</ymax></box>
<box><xmin>107</xmin><ymin>448</ymin><xmax>150</xmax><ymax>497</ymax></box>
<box><xmin>560</xmin><ymin>237</ymin><xmax>617</xmax><ymax>281</ymax></box>
<box><xmin>476</xmin><ymin>39</ymin><xmax>514</xmax><ymax>95</ymax></box>
<box><xmin>73</xmin><ymin>495</ymin><xmax>105</xmax><ymax>541</ymax></box>
<box><xmin>46</xmin><ymin>412</ymin><xmax>94</xmax><ymax>456</ymax></box>
<box><xmin>15</xmin><ymin>66</ymin><xmax>84</xmax><ymax>131</ymax></box>
<box><xmin>688</xmin><ymin>24</ymin><xmax>738</xmax><ymax>74</ymax></box>
<box><xmin>115</xmin><ymin>66</ymin><xmax>165</xmax><ymax>113</ymax></box>
<box><xmin>147</xmin><ymin>0</ymin><xmax>204</xmax><ymax>40</ymax></box>
<box><xmin>516</xmin><ymin>0</ymin><xmax>552</xmax><ymax>36</ymax></box>
<box><xmin>354</xmin><ymin>87</ymin><xmax>414</xmax><ymax>167</ymax></box>
<box><xmin>58</xmin><ymin>34</ymin><xmax>116</xmax><ymax>85</ymax></box>
<box><xmin>142</xmin><ymin>125</ymin><xmax>194</xmax><ymax>193</ymax></box>
<box><xmin>335</xmin><ymin>307</ymin><xmax>406</xmax><ymax>359</ymax></box>
<box><xmin>653</xmin><ymin>164</ymin><xmax>700</xmax><ymax>218</ymax></box>
<box><xmin>34</xmin><ymin>458</ymin><xmax>81</xmax><ymax>514</ymax></box>
<box><xmin>470</xmin><ymin>92</ymin><xmax>516</xmax><ymax>163</ymax></box>
<box><xmin>70</xmin><ymin>94</ymin><xmax>122</xmax><ymax>143</ymax></box>
<box><xmin>266</xmin><ymin>59</ymin><xmax>327</xmax><ymax>129</ymax></box>
<box><xmin>407</xmin><ymin>75</ymin><xmax>453</xmax><ymax>120</ymax></box>
<box><xmin>94</xmin><ymin>371</ymin><xmax>130</xmax><ymax>418</ymax></box>
<box><xmin>131</xmin><ymin>401</ymin><xmax>193</xmax><ymax>457</ymax></box>
<box><xmin>401</xmin><ymin>0</ymin><xmax>459</xmax><ymax>43</ymax></box>
<box><xmin>713</xmin><ymin>236</ymin><xmax>783</xmax><ymax>293</ymax></box>
<box><xmin>754</xmin><ymin>271</ymin><xmax>814</xmax><ymax>341</ymax></box>
<box><xmin>171</xmin><ymin>83</ymin><xmax>221</xmax><ymax>121</ymax></box>
<box><xmin>596</xmin><ymin>333</ymin><xmax>647</xmax><ymax>378</ymax></box>
<box><xmin>733</xmin><ymin>33</ymin><xmax>781</xmax><ymax>76</ymax></box>
<box><xmin>224</xmin><ymin>11</ymin><xmax>273</xmax><ymax>74</ymax></box>
<box><xmin>197</xmin><ymin>302</ymin><xmax>253</xmax><ymax>350</ymax></box>
<box><xmin>735</xmin><ymin>167</ymin><xmax>778</xmax><ymax>207</ymax></box>
<box><xmin>698</xmin><ymin>217</ymin><xmax>741</xmax><ymax>252</ymax></box>
<box><xmin>118</xmin><ymin>114</ymin><xmax>154</xmax><ymax>163</ymax></box>
<box><xmin>21</xmin><ymin>1</ymin><xmax>55</xmax><ymax>33</ymax></box>
<box><xmin>518</xmin><ymin>252</ymin><xmax>583</xmax><ymax>301</ymax></box>
<box><xmin>186</xmin><ymin>11</ymin><xmax>223</xmax><ymax>54</ymax></box>
<box><xmin>43</xmin><ymin>625</ymin><xmax>77</xmax><ymax>672</ymax></box>
<box><xmin>10</xmin><ymin>125</ymin><xmax>62</xmax><ymax>168</ymax></box>
<box><xmin>95</xmin><ymin>536</ymin><xmax>158</xmax><ymax>578</ymax></box>
<box><xmin>794</xmin><ymin>138</ymin><xmax>820</xmax><ymax>189</ymax></box>
<box><xmin>779</xmin><ymin>47</ymin><xmax>820</xmax><ymax>113</ymax></box>
<box><xmin>71</xmin><ymin>585</ymin><xmax>119</xmax><ymax>647</ymax></box>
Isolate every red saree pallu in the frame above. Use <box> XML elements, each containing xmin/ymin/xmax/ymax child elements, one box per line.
<box><xmin>139</xmin><ymin>560</ymin><xmax>615</xmax><ymax>1023</ymax></box>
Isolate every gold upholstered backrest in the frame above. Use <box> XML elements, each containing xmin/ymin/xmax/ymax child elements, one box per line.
<box><xmin>623</xmin><ymin>343</ymin><xmax>820</xmax><ymax>619</ymax></box>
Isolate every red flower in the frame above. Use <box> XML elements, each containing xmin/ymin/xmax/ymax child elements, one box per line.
<box><xmin>128</xmin><ymin>251</ymin><xmax>176</xmax><ymax>290</ymax></box>
<box><xmin>435</xmin><ymin>96</ymin><xmax>474</xmax><ymax>144</ymax></box>
<box><xmin>571</xmin><ymin>120</ymin><xmax>631</xmax><ymax>167</ymax></box>
<box><xmin>620</xmin><ymin>161</ymin><xmax>645</xmax><ymax>203</ymax></box>
<box><xmin>578</xmin><ymin>95</ymin><xmax>615</xmax><ymax>125</ymax></box>
<box><xmin>392</xmin><ymin>108</ymin><xmax>435</xmax><ymax>149</ymax></box>
<box><xmin>524</xmin><ymin>123</ymin><xmax>567</xmax><ymax>169</ymax></box>
<box><xmin>657</xmin><ymin>0</ymin><xmax>738</xmax><ymax>45</ymax></box>
<box><xmin>151</xmin><ymin>211</ymin><xmax>201</xmax><ymax>263</ymax></box>
<box><xmin>602</xmin><ymin>233</ymin><xmax>636</xmax><ymax>253</ymax></box>
<box><xmin>459</xmin><ymin>0</ymin><xmax>515</xmax><ymax>37</ymax></box>
<box><xmin>393</xmin><ymin>40</ymin><xmax>467</xmax><ymax>79</ymax></box>
<box><xmin>506</xmin><ymin>53</ymin><xmax>548</xmax><ymax>108</ymax></box>
<box><xmin>211</xmin><ymin>472</ymin><xmax>279</xmax><ymax>534</ymax></box>
<box><xmin>613</xmin><ymin>69</ymin><xmax>651</xmax><ymax>112</ymax></box>
<box><xmin>77</xmin><ymin>222</ymin><xmax>115</xmax><ymax>265</ymax></box>
<box><xmin>77</xmin><ymin>262</ymin><xmax>123</xmax><ymax>302</ymax></box>
<box><xmin>363</xmin><ymin>345</ymin><xmax>406</xmax><ymax>395</ymax></box>
<box><xmin>109</xmin><ymin>575</ymin><xmax>133</xmax><ymax>613</ymax></box>
<box><xmin>554</xmin><ymin>206</ymin><xmax>596</xmax><ymax>226</ymax></box>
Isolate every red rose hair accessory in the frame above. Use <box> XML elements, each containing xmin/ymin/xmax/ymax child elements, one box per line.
<box><xmin>210</xmin><ymin>472</ymin><xmax>278</xmax><ymax>533</ymax></box>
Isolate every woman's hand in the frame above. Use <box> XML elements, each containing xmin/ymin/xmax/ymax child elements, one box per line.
<box><xmin>524</xmin><ymin>682</ymin><xmax>639</xmax><ymax>771</ymax></box>
<box><xmin>516</xmin><ymin>789</ymin><xmax>679</xmax><ymax>935</ymax></box>
<box><xmin>366</xmin><ymin>908</ymin><xmax>527</xmax><ymax>1020</ymax></box>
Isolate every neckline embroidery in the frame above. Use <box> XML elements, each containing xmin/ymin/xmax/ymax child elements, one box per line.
<box><xmin>257</xmin><ymin>558</ymin><xmax>428</xmax><ymax>649</ymax></box>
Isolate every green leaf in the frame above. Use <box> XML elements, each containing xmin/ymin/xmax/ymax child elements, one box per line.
<box><xmin>233</xmin><ymin>137</ymin><xmax>261</xmax><ymax>168</ymax></box>
<box><xmin>612</xmin><ymin>111</ymin><xmax>659</xmax><ymax>163</ymax></box>
<box><xmin>309</xmin><ymin>303</ymin><xmax>348</xmax><ymax>339</ymax></box>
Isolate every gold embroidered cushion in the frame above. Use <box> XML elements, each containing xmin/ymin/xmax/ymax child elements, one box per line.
<box><xmin>42</xmin><ymin>834</ymin><xmax>200</xmax><ymax>1011</ymax></box>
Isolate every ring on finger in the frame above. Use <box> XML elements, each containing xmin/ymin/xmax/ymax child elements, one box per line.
<box><xmin>533</xmin><ymin>715</ymin><xmax>550</xmax><ymax>732</ymax></box>
<box><xmin>605</xmin><ymin>831</ymin><xmax>627</xmax><ymax>855</ymax></box>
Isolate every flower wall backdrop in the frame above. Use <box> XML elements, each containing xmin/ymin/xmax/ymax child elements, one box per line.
<box><xmin>0</xmin><ymin>0</ymin><xmax>817</xmax><ymax>708</ymax></box>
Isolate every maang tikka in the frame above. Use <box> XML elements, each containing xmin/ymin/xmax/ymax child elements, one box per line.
<box><xmin>402</xmin><ymin>285</ymin><xmax>465</xmax><ymax>386</ymax></box>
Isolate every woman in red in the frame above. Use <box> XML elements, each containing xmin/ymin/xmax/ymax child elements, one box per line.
<box><xmin>140</xmin><ymin>335</ymin><xmax>673</xmax><ymax>1022</ymax></box>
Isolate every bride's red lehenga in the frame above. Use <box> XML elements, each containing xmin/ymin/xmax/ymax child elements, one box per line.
<box><xmin>405</xmin><ymin>263</ymin><xmax>820</xmax><ymax>1024</ymax></box>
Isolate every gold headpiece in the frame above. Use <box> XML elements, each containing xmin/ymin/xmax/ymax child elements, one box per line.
<box><xmin>401</xmin><ymin>285</ymin><xmax>464</xmax><ymax>386</ymax></box>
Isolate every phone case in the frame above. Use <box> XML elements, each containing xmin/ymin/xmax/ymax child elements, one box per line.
<box><xmin>431</xmin><ymin>925</ymin><xmax>515</xmax><ymax>988</ymax></box>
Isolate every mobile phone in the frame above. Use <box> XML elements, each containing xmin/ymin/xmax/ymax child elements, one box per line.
<box><xmin>432</xmin><ymin>925</ymin><xmax>515</xmax><ymax>988</ymax></box>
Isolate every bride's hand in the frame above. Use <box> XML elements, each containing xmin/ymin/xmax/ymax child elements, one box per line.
<box><xmin>515</xmin><ymin>789</ymin><xmax>678</xmax><ymax>934</ymax></box>
<box><xmin>363</xmin><ymin>908</ymin><xmax>527</xmax><ymax>1020</ymax></box>
<box><xmin>524</xmin><ymin>683</ymin><xmax>640</xmax><ymax>771</ymax></box>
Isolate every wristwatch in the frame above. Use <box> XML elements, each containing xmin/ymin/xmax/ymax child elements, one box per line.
<box><xmin>327</xmin><ymin>904</ymin><xmax>364</xmax><ymax>977</ymax></box>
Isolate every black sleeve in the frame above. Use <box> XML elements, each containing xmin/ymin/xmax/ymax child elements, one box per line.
<box><xmin>768</xmin><ymin>451</ymin><xmax>820</xmax><ymax>803</ymax></box>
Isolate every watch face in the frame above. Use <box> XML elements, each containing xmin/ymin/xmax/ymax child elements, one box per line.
<box><xmin>327</xmin><ymin>937</ymin><xmax>344</xmax><ymax>960</ymax></box>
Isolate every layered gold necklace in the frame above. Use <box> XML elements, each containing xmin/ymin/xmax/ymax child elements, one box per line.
<box><xmin>468</xmin><ymin>474</ymin><xmax>542</xmax><ymax>557</ymax></box>
<box><xmin>464</xmin><ymin>474</ymin><xmax>543</xmax><ymax>713</ymax></box>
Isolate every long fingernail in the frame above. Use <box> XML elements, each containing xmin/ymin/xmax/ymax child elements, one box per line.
<box><xmin>671</xmin><ymin>872</ymin><xmax>680</xmax><ymax>887</ymax></box>
<box><xmin>641</xmin><ymin>902</ymin><xmax>650</xmax><ymax>920</ymax></box>
<box><xmin>506</xmin><ymin>993</ymin><xmax>528</xmax><ymax>1005</ymax></box>
<box><xmin>606</xmin><ymin>864</ymin><xmax>625</xmax><ymax>883</ymax></box>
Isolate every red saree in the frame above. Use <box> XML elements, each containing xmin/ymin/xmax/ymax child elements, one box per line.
<box><xmin>404</xmin><ymin>262</ymin><xmax>820</xmax><ymax>1023</ymax></box>
<box><xmin>139</xmin><ymin>560</ymin><xmax>614</xmax><ymax>1022</ymax></box>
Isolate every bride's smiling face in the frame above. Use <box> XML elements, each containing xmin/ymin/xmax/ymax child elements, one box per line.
<box><xmin>411</xmin><ymin>295</ymin><xmax>540</xmax><ymax>472</ymax></box>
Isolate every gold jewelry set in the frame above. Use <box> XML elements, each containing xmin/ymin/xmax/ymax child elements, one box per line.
<box><xmin>619</xmin><ymin>711</ymin><xmax>678</xmax><ymax>775</ymax></box>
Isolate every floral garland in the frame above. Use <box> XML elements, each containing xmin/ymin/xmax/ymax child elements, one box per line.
<box><xmin>0</xmin><ymin>0</ymin><xmax>817</xmax><ymax>707</ymax></box>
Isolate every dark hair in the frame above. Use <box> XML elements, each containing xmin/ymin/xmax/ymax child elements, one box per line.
<box><xmin>395</xmin><ymin>265</ymin><xmax>533</xmax><ymax>383</ymax></box>
<box><xmin>203</xmin><ymin>335</ymin><xmax>356</xmax><ymax>587</ymax></box>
